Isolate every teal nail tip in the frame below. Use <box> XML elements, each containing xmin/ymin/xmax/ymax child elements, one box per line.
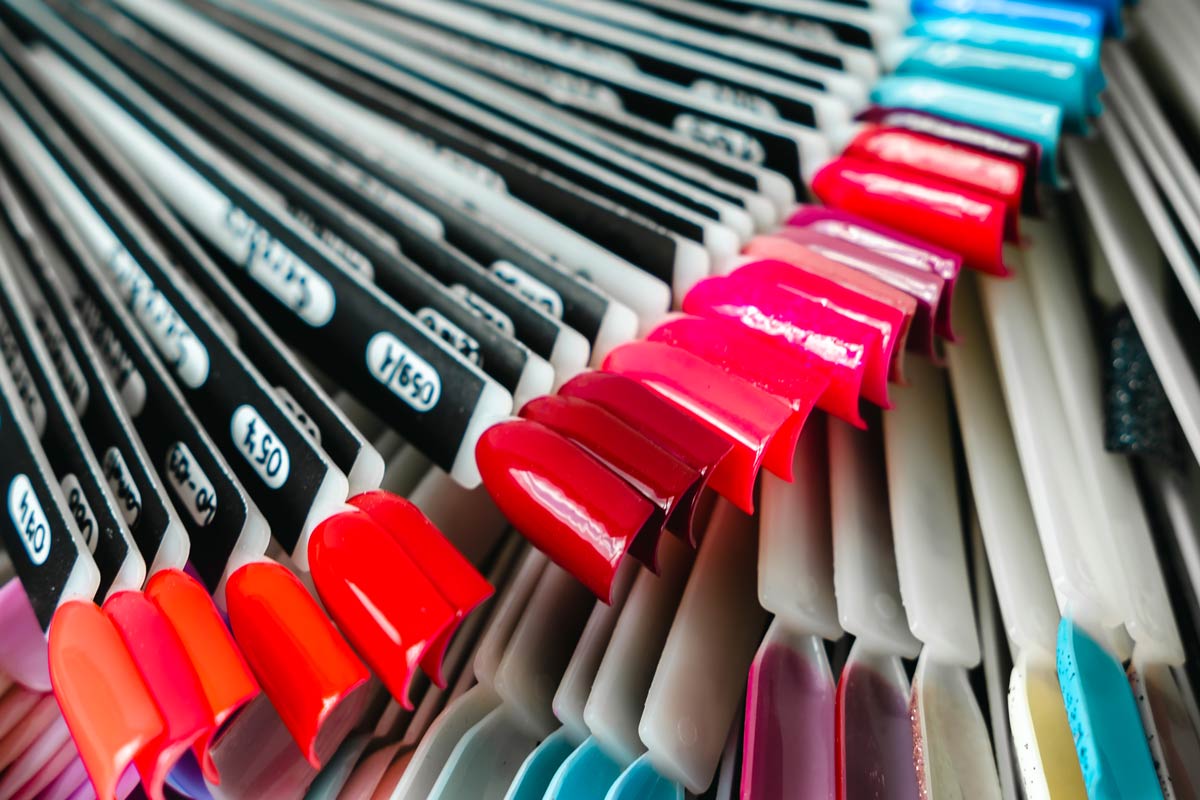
<box><xmin>870</xmin><ymin>76</ymin><xmax>1064</xmax><ymax>184</ymax></box>
<box><xmin>543</xmin><ymin>738</ymin><xmax>623</xmax><ymax>800</ymax></box>
<box><xmin>505</xmin><ymin>729</ymin><xmax>576</xmax><ymax>800</ymax></box>
<box><xmin>604</xmin><ymin>754</ymin><xmax>683</xmax><ymax>800</ymax></box>
<box><xmin>911</xmin><ymin>0</ymin><xmax>1105</xmax><ymax>38</ymax></box>
<box><xmin>1056</xmin><ymin>618</ymin><xmax>1163</xmax><ymax>800</ymax></box>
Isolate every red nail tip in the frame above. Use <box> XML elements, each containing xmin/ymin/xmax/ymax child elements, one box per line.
<box><xmin>749</xmin><ymin>231</ymin><xmax>944</xmax><ymax>359</ymax></box>
<box><xmin>782</xmin><ymin>206</ymin><xmax>960</xmax><ymax>341</ymax></box>
<box><xmin>346</xmin><ymin>491</ymin><xmax>494</xmax><ymax>685</ymax></box>
<box><xmin>810</xmin><ymin>156</ymin><xmax>1011</xmax><ymax>276</ymax></box>
<box><xmin>558</xmin><ymin>371</ymin><xmax>731</xmax><ymax>545</ymax></box>
<box><xmin>476</xmin><ymin>419</ymin><xmax>656</xmax><ymax>601</ymax></box>
<box><xmin>646</xmin><ymin>315</ymin><xmax>829</xmax><ymax>455</ymax></box>
<box><xmin>518</xmin><ymin>394</ymin><xmax>703</xmax><ymax>566</ymax></box>
<box><xmin>101</xmin><ymin>591</ymin><xmax>211</xmax><ymax>800</ymax></box>
<box><xmin>682</xmin><ymin>273</ymin><xmax>879</xmax><ymax>411</ymax></box>
<box><xmin>144</xmin><ymin>569</ymin><xmax>260</xmax><ymax>785</ymax></box>
<box><xmin>733</xmin><ymin>258</ymin><xmax>911</xmax><ymax>386</ymax></box>
<box><xmin>225</xmin><ymin>562</ymin><xmax>370</xmax><ymax>768</ymax></box>
<box><xmin>600</xmin><ymin>341</ymin><xmax>796</xmax><ymax>512</ymax></box>
<box><xmin>843</xmin><ymin>126</ymin><xmax>1026</xmax><ymax>241</ymax></box>
<box><xmin>48</xmin><ymin>601</ymin><xmax>164</xmax><ymax>800</ymax></box>
<box><xmin>309</xmin><ymin>509</ymin><xmax>458</xmax><ymax>702</ymax></box>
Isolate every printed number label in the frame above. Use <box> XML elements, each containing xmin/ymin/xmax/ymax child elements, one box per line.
<box><xmin>672</xmin><ymin>114</ymin><xmax>766</xmax><ymax>164</ymax></box>
<box><xmin>230</xmin><ymin>405</ymin><xmax>291</xmax><ymax>490</ymax></box>
<box><xmin>164</xmin><ymin>442</ymin><xmax>218</xmax><ymax>527</ymax></box>
<box><xmin>416</xmin><ymin>308</ymin><xmax>482</xmax><ymax>366</ymax></box>
<box><xmin>61</xmin><ymin>474</ymin><xmax>99</xmax><ymax>554</ymax></box>
<box><xmin>491</xmin><ymin>262</ymin><xmax>564</xmax><ymax>319</ymax></box>
<box><xmin>103</xmin><ymin>448</ymin><xmax>143</xmax><ymax>529</ymax></box>
<box><xmin>366</xmin><ymin>332</ymin><xmax>442</xmax><ymax>413</ymax></box>
<box><xmin>8</xmin><ymin>475</ymin><xmax>50</xmax><ymax>566</ymax></box>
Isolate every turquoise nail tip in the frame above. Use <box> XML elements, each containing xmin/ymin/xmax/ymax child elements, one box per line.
<box><xmin>870</xmin><ymin>76</ymin><xmax>1064</xmax><ymax>184</ymax></box>
<box><xmin>1056</xmin><ymin>618</ymin><xmax>1163</xmax><ymax>800</ymax></box>
<box><xmin>894</xmin><ymin>38</ymin><xmax>1094</xmax><ymax>130</ymax></box>
<box><xmin>911</xmin><ymin>0</ymin><xmax>1105</xmax><ymax>38</ymax></box>
<box><xmin>542</xmin><ymin>738</ymin><xmax>623</xmax><ymax>800</ymax></box>
<box><xmin>604</xmin><ymin>755</ymin><xmax>683</xmax><ymax>800</ymax></box>
<box><xmin>506</xmin><ymin>730</ymin><xmax>576</xmax><ymax>800</ymax></box>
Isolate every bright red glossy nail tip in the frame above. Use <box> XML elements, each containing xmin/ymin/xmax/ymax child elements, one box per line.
<box><xmin>476</xmin><ymin>419</ymin><xmax>656</xmax><ymax>601</ymax></box>
<box><xmin>225</xmin><ymin>561</ymin><xmax>370</xmax><ymax>768</ymax></box>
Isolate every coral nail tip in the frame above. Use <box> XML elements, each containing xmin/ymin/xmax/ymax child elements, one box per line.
<box><xmin>48</xmin><ymin>601</ymin><xmax>164</xmax><ymax>800</ymax></box>
<box><xmin>476</xmin><ymin>419</ymin><xmax>655</xmax><ymax>603</ymax></box>
<box><xmin>225</xmin><ymin>561</ymin><xmax>370</xmax><ymax>768</ymax></box>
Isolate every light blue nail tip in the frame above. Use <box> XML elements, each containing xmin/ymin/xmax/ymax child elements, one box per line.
<box><xmin>543</xmin><ymin>738</ymin><xmax>623</xmax><ymax>800</ymax></box>
<box><xmin>605</xmin><ymin>755</ymin><xmax>683</xmax><ymax>800</ymax></box>
<box><xmin>911</xmin><ymin>0</ymin><xmax>1105</xmax><ymax>38</ymax></box>
<box><xmin>506</xmin><ymin>730</ymin><xmax>576</xmax><ymax>800</ymax></box>
<box><xmin>1056</xmin><ymin>619</ymin><xmax>1163</xmax><ymax>800</ymax></box>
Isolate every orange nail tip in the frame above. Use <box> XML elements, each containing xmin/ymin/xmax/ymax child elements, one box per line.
<box><xmin>48</xmin><ymin>601</ymin><xmax>164</xmax><ymax>800</ymax></box>
<box><xmin>102</xmin><ymin>591</ymin><xmax>212</xmax><ymax>800</ymax></box>
<box><xmin>308</xmin><ymin>511</ymin><xmax>457</xmax><ymax>707</ymax></box>
<box><xmin>145</xmin><ymin>569</ymin><xmax>260</xmax><ymax>785</ymax></box>
<box><xmin>225</xmin><ymin>561</ymin><xmax>370</xmax><ymax>768</ymax></box>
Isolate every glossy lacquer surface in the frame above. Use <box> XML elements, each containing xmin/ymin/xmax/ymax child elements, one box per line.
<box><xmin>476</xmin><ymin>419</ymin><xmax>654</xmax><ymax>601</ymax></box>
<box><xmin>836</xmin><ymin>645</ymin><xmax>919</xmax><ymax>800</ymax></box>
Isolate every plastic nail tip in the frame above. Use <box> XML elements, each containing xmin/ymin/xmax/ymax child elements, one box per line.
<box><xmin>1103</xmin><ymin>308</ymin><xmax>1181</xmax><ymax>462</ymax></box>
<box><xmin>225</xmin><ymin>561</ymin><xmax>371</xmax><ymax>768</ymax></box>
<box><xmin>854</xmin><ymin>107</ymin><xmax>1043</xmax><ymax>211</ymax></box>
<box><xmin>553</xmin><ymin>562</ymin><xmax>637</xmax><ymax>744</ymax></box>
<box><xmin>389</xmin><ymin>685</ymin><xmax>501</xmax><ymax>800</ymax></box>
<box><xmin>543</xmin><ymin>738</ymin><xmax>623</xmax><ymax>800</ymax></box>
<box><xmin>870</xmin><ymin>76</ymin><xmax>1065</xmax><ymax>184</ymax></box>
<box><xmin>908</xmin><ymin>0</ymin><xmax>1105</xmax><ymax>38</ymax></box>
<box><xmin>1129</xmin><ymin>660</ymin><xmax>1200</xmax><ymax>799</ymax></box>
<box><xmin>407</xmin><ymin>470</ymin><xmax>511</xmax><ymax>568</ymax></box>
<box><xmin>346</xmin><ymin>491</ymin><xmax>495</xmax><ymax>685</ymax></box>
<box><xmin>640</xmin><ymin>500</ymin><xmax>767</xmax><ymax>794</ymax></box>
<box><xmin>309</xmin><ymin>509</ymin><xmax>458</xmax><ymax>707</ymax></box>
<box><xmin>685</xmin><ymin>273</ymin><xmax>887</xmax><ymax>409</ymax></box>
<box><xmin>503</xmin><ymin>730</ymin><xmax>575</xmax><ymax>800</ymax></box>
<box><xmin>843</xmin><ymin>126</ymin><xmax>1027</xmax><ymax>240</ymax></box>
<box><xmin>836</xmin><ymin>643</ymin><xmax>919</xmax><ymax>800</ymax></box>
<box><xmin>370</xmin><ymin>748</ymin><xmax>415</xmax><ymax>800</ymax></box>
<box><xmin>302</xmin><ymin>731</ymin><xmax>370</xmax><ymax>800</ymax></box>
<box><xmin>758</xmin><ymin>416</ymin><xmax>841</xmax><ymax>641</ymax></box>
<box><xmin>476</xmin><ymin>420</ymin><xmax>654</xmax><ymax>602</ymax></box>
<box><xmin>337</xmin><ymin>741</ymin><xmax>402</xmax><ymax>800</ymax></box>
<box><xmin>35</xmin><ymin>756</ymin><xmax>88</xmax><ymax>800</ymax></box>
<box><xmin>0</xmin><ymin>675</ymin><xmax>10</xmax><ymax>704</ymax></box>
<box><xmin>733</xmin><ymin>259</ymin><xmax>911</xmax><ymax>385</ymax></box>
<box><xmin>165</xmin><ymin>751</ymin><xmax>214</xmax><ymax>800</ymax></box>
<box><xmin>144</xmin><ymin>569</ymin><xmax>259</xmax><ymax>785</ymax></box>
<box><xmin>585</xmin><ymin>535</ymin><xmax>694</xmax><ymax>766</ymax></box>
<box><xmin>605</xmin><ymin>755</ymin><xmax>683</xmax><ymax>800</ymax></box>
<box><xmin>742</xmin><ymin>624</ymin><xmax>836</xmax><ymax>800</ymax></box>
<box><xmin>204</xmin><ymin>695</ymin><xmax>320</xmax><ymax>800</ymax></box>
<box><xmin>910</xmin><ymin>653</ymin><xmax>1001</xmax><ymax>800</ymax></box>
<box><xmin>0</xmin><ymin>714</ymin><xmax>71</xmax><ymax>797</ymax></box>
<box><xmin>102</xmin><ymin>591</ymin><xmax>211</xmax><ymax>800</ymax></box>
<box><xmin>600</xmin><ymin>341</ymin><xmax>794</xmax><ymax>513</ymax></box>
<box><xmin>1008</xmin><ymin>655</ymin><xmax>1087</xmax><ymax>800</ymax></box>
<box><xmin>48</xmin><ymin>600</ymin><xmax>163</xmax><ymax>800</ymax></box>
<box><xmin>493</xmin><ymin>564</ymin><xmax>596</xmax><ymax>738</ymax></box>
<box><xmin>883</xmin><ymin>360</ymin><xmax>980</xmax><ymax>667</ymax></box>
<box><xmin>0</xmin><ymin>580</ymin><xmax>50</xmax><ymax>691</ymax></box>
<box><xmin>0</xmin><ymin>686</ymin><xmax>41</xmax><ymax>743</ymax></box>
<box><xmin>714</xmin><ymin>711</ymin><xmax>743</xmax><ymax>800</ymax></box>
<box><xmin>557</xmin><ymin>372</ymin><xmax>732</xmax><ymax>544</ymax></box>
<box><xmin>0</xmin><ymin>693</ymin><xmax>57</xmax><ymax>773</ymax></box>
<box><xmin>426</xmin><ymin>708</ymin><xmax>538</xmax><ymax>800</ymax></box>
<box><xmin>646</xmin><ymin>316</ymin><xmax>830</xmax><ymax>444</ymax></box>
<box><xmin>518</xmin><ymin>397</ymin><xmax>703</xmax><ymax>572</ymax></box>
<box><xmin>752</xmin><ymin>228</ymin><xmax>948</xmax><ymax>358</ymax></box>
<box><xmin>811</xmin><ymin>156</ymin><xmax>1012</xmax><ymax>276</ymax></box>
<box><xmin>65</xmin><ymin>767</ymin><xmax>138</xmax><ymax>800</ymax></box>
<box><xmin>828</xmin><ymin>420</ymin><xmax>922</xmax><ymax>658</ymax></box>
<box><xmin>1056</xmin><ymin>618</ymin><xmax>1162</xmax><ymax>800</ymax></box>
<box><xmin>474</xmin><ymin>549</ymin><xmax>549</xmax><ymax>692</ymax></box>
<box><xmin>10</xmin><ymin>739</ymin><xmax>76</xmax><ymax>800</ymax></box>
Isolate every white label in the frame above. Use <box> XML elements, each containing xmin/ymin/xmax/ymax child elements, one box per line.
<box><xmin>491</xmin><ymin>261</ymin><xmax>564</xmax><ymax>319</ymax></box>
<box><xmin>164</xmin><ymin>442</ymin><xmax>218</xmax><ymax>527</ymax></box>
<box><xmin>673</xmin><ymin>114</ymin><xmax>766</xmax><ymax>164</ymax></box>
<box><xmin>416</xmin><ymin>307</ymin><xmax>482</xmax><ymax>366</ymax></box>
<box><xmin>286</xmin><ymin>203</ymin><xmax>376</xmax><ymax>278</ymax></box>
<box><xmin>691</xmin><ymin>80</ymin><xmax>779</xmax><ymax>119</ymax></box>
<box><xmin>449</xmin><ymin>284</ymin><xmax>516</xmax><ymax>336</ymax></box>
<box><xmin>107</xmin><ymin>249</ymin><xmax>211</xmax><ymax>389</ymax></box>
<box><xmin>230</xmin><ymin>405</ymin><xmax>292</xmax><ymax>490</ymax></box>
<box><xmin>60</xmin><ymin>474</ymin><xmax>99</xmax><ymax>554</ymax></box>
<box><xmin>222</xmin><ymin>207</ymin><xmax>337</xmax><ymax>327</ymax></box>
<box><xmin>32</xmin><ymin>306</ymin><xmax>89</xmax><ymax>416</ymax></box>
<box><xmin>76</xmin><ymin>296</ymin><xmax>147</xmax><ymax>417</ymax></box>
<box><xmin>366</xmin><ymin>332</ymin><xmax>442</xmax><ymax>412</ymax></box>
<box><xmin>746</xmin><ymin>12</ymin><xmax>837</xmax><ymax>44</ymax></box>
<box><xmin>8</xmin><ymin>474</ymin><xmax>50</xmax><ymax>566</ymax></box>
<box><xmin>103</xmin><ymin>448</ymin><xmax>143</xmax><ymax>530</ymax></box>
<box><xmin>275</xmin><ymin>386</ymin><xmax>321</xmax><ymax>446</ymax></box>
